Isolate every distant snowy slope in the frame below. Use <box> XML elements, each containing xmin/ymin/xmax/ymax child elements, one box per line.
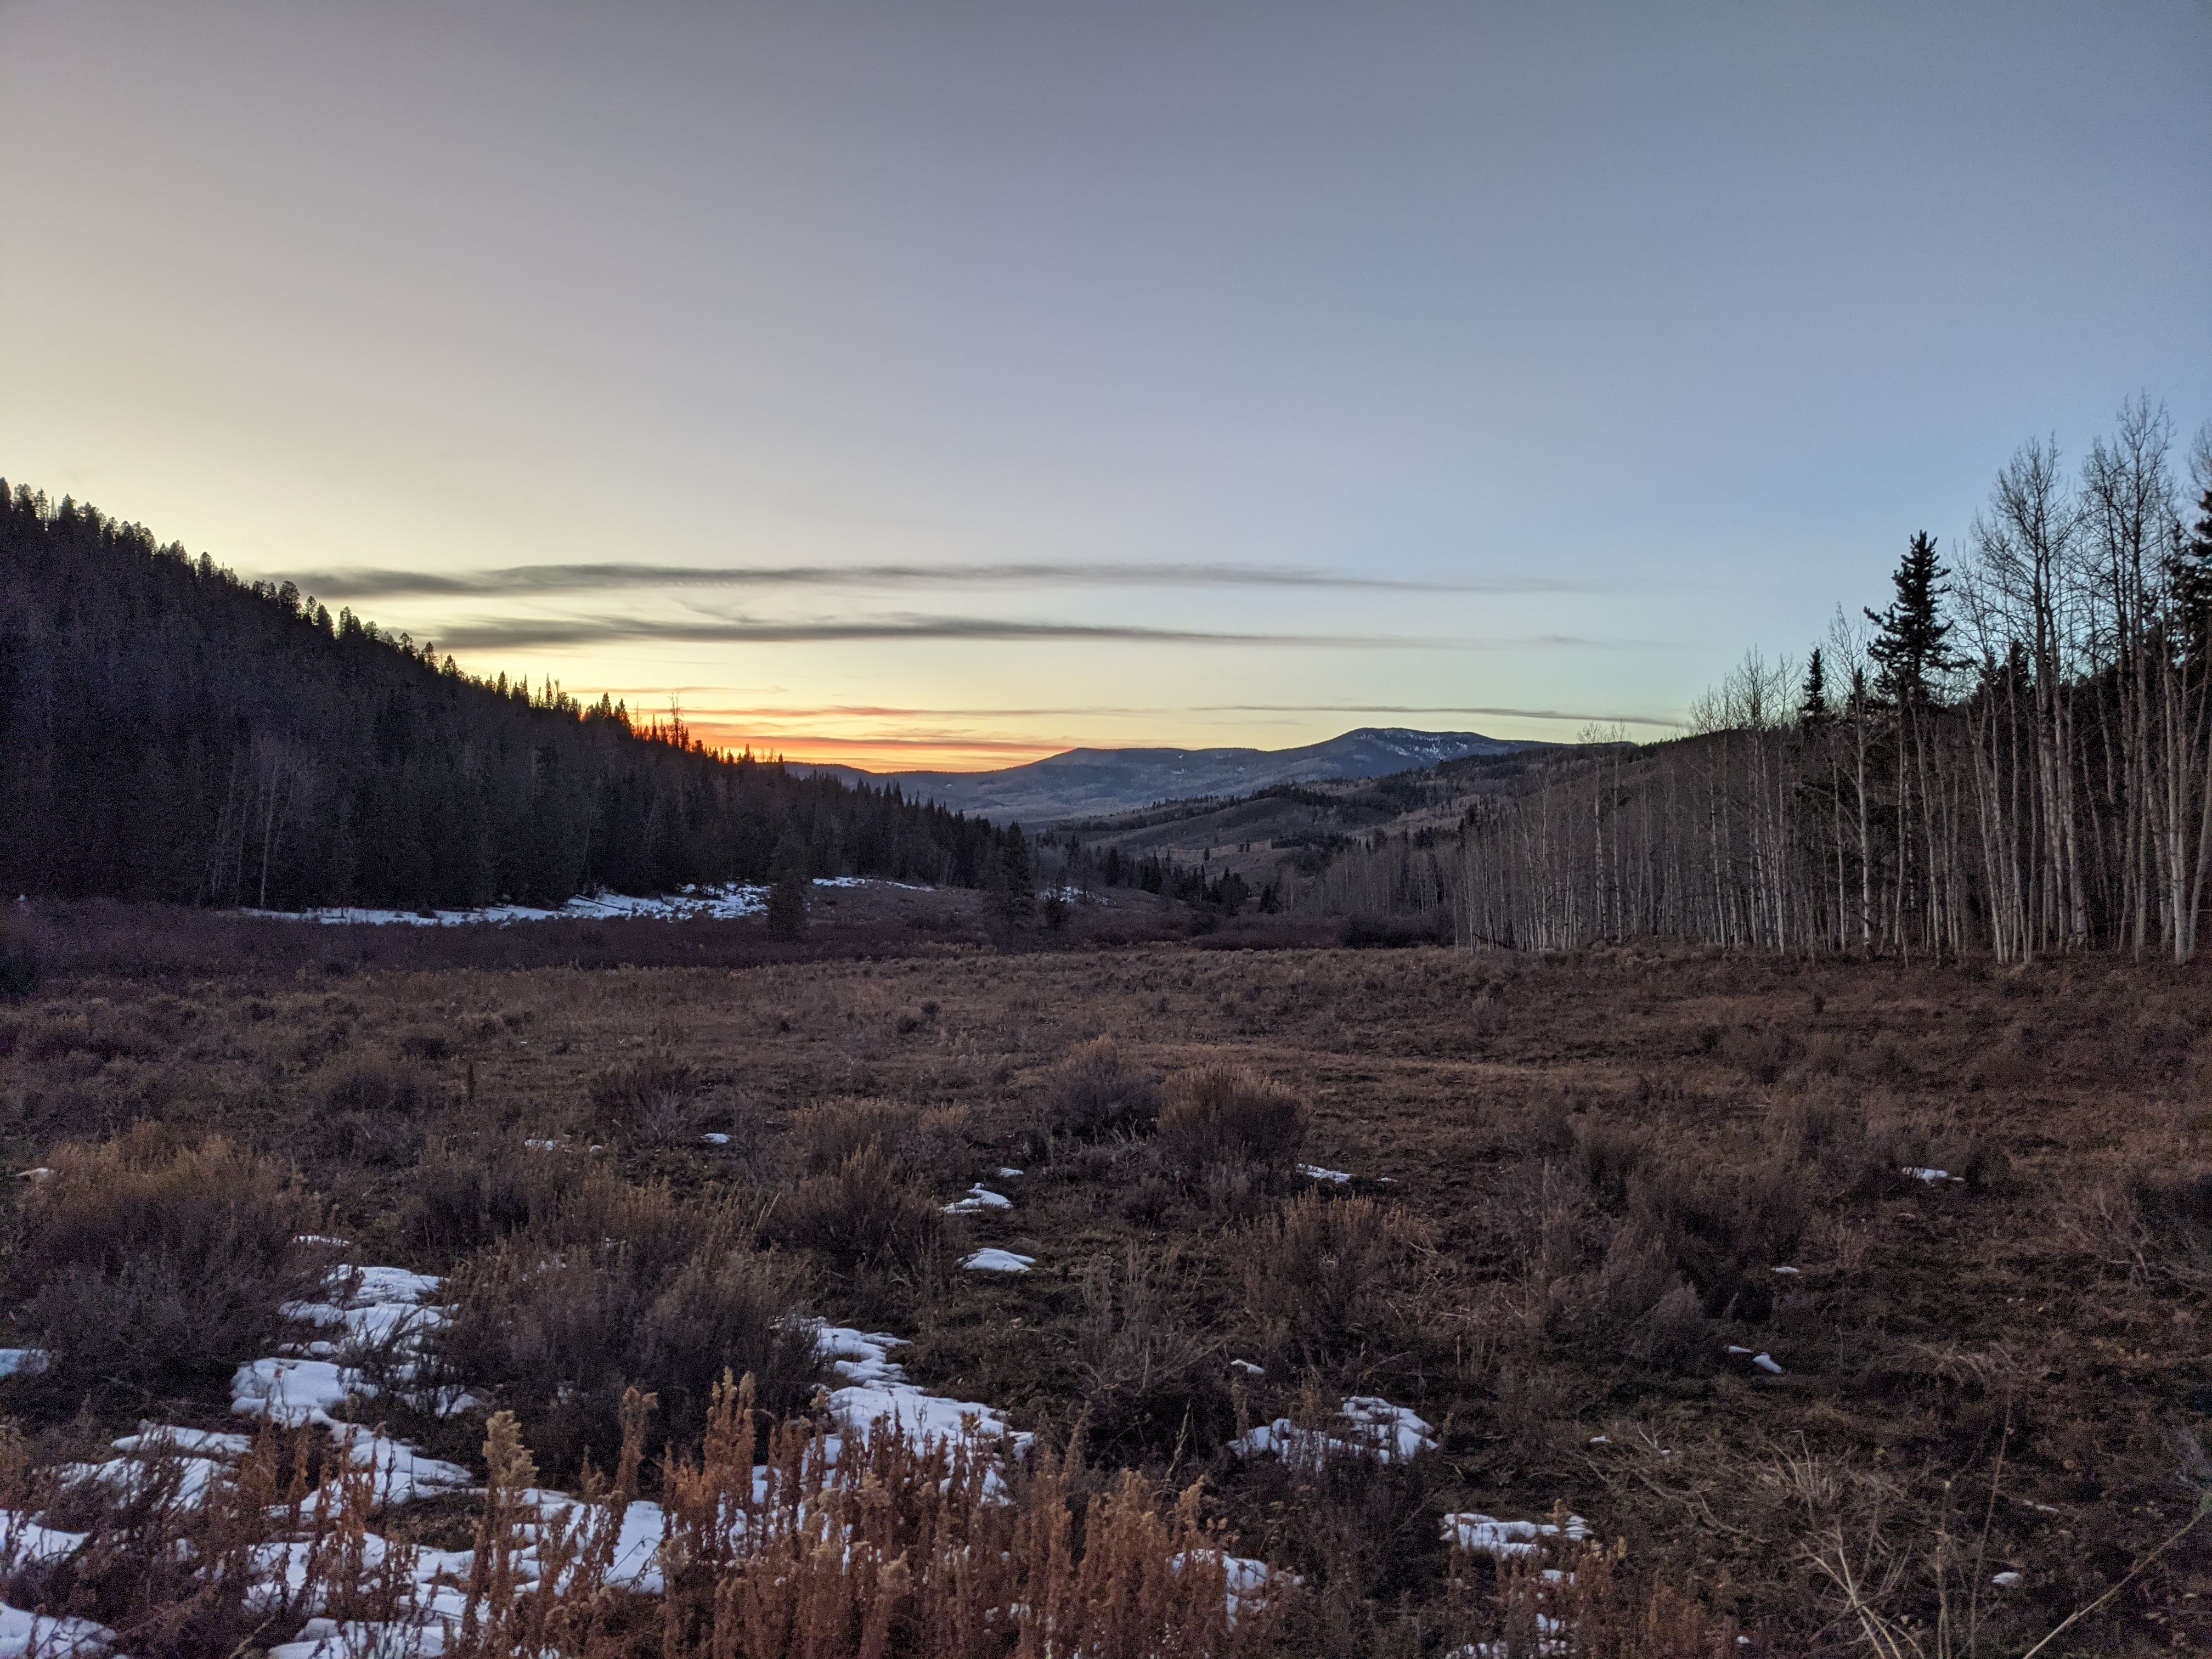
<box><xmin>795</xmin><ymin>728</ymin><xmax>1536</xmax><ymax>822</ymax></box>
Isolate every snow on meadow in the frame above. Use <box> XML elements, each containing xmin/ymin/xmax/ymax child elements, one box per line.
<box><xmin>0</xmin><ymin>1240</ymin><xmax>1058</xmax><ymax>1655</ymax></box>
<box><xmin>817</xmin><ymin>1328</ymin><xmax>1032</xmax><ymax>1464</ymax></box>
<box><xmin>242</xmin><ymin>876</ymin><xmax>931</xmax><ymax>928</ymax></box>
<box><xmin>960</xmin><ymin>1248</ymin><xmax>1036</xmax><ymax>1273</ymax></box>
<box><xmin>1231</xmin><ymin>1396</ymin><xmax>1439</xmax><ymax>1466</ymax></box>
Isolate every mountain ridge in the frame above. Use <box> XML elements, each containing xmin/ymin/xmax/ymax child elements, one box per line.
<box><xmin>792</xmin><ymin>726</ymin><xmax>1542</xmax><ymax>822</ymax></box>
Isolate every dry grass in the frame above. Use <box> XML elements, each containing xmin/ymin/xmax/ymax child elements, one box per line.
<box><xmin>1235</xmin><ymin>1191</ymin><xmax>1427</xmax><ymax>1371</ymax></box>
<box><xmin>1041</xmin><ymin>1035</ymin><xmax>1162</xmax><ymax>1141</ymax></box>
<box><xmin>436</xmin><ymin>1185</ymin><xmax>823</xmax><ymax>1479</ymax></box>
<box><xmin>0</xmin><ymin>1419</ymin><xmax>424</xmax><ymax>1659</ymax></box>
<box><xmin>1074</xmin><ymin>1244</ymin><xmax>1231</xmax><ymax>1458</ymax></box>
<box><xmin>11</xmin><ymin>1125</ymin><xmax>318</xmax><ymax>1390</ymax></box>
<box><xmin>1157</xmin><ymin>1064</ymin><xmax>1306</xmax><ymax>1180</ymax></box>
<box><xmin>4</xmin><ymin>931</ymin><xmax>2211</xmax><ymax>1651</ymax></box>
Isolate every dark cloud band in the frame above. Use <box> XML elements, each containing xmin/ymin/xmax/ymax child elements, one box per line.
<box><xmin>567</xmin><ymin>697</ymin><xmax>1678</xmax><ymax>729</ymax></box>
<box><xmin>270</xmin><ymin>560</ymin><xmax>1588</xmax><ymax>600</ymax></box>
<box><xmin>429</xmin><ymin>614</ymin><xmax>1521</xmax><ymax>650</ymax></box>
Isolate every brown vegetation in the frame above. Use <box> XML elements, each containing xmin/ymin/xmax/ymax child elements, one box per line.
<box><xmin>1</xmin><ymin>927</ymin><xmax>2208</xmax><ymax>1652</ymax></box>
<box><xmin>11</xmin><ymin>1127</ymin><xmax>318</xmax><ymax>1390</ymax></box>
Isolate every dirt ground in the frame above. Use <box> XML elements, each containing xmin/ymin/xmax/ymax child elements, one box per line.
<box><xmin>5</xmin><ymin>930</ymin><xmax>2209</xmax><ymax>1654</ymax></box>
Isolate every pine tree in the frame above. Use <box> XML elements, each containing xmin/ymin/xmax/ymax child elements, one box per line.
<box><xmin>1865</xmin><ymin>533</ymin><xmax>1955</xmax><ymax>708</ymax></box>
<box><xmin>765</xmin><ymin>836</ymin><xmax>810</xmax><ymax>940</ymax></box>
<box><xmin>1798</xmin><ymin>647</ymin><xmax>1830</xmax><ymax>731</ymax></box>
<box><xmin>2170</xmin><ymin>479</ymin><xmax>2212</xmax><ymax>672</ymax></box>
<box><xmin>994</xmin><ymin>825</ymin><xmax>1035</xmax><ymax>929</ymax></box>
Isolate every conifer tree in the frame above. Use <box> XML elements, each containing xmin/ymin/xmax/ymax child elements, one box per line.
<box><xmin>765</xmin><ymin>837</ymin><xmax>810</xmax><ymax>940</ymax></box>
<box><xmin>994</xmin><ymin>825</ymin><xmax>1035</xmax><ymax>928</ymax></box>
<box><xmin>2170</xmin><ymin>478</ymin><xmax>2212</xmax><ymax>672</ymax></box>
<box><xmin>1865</xmin><ymin>532</ymin><xmax>1955</xmax><ymax>708</ymax></box>
<box><xmin>1798</xmin><ymin>647</ymin><xmax>1830</xmax><ymax>731</ymax></box>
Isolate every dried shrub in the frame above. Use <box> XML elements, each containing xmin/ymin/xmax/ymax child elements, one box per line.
<box><xmin>1236</xmin><ymin>1190</ymin><xmax>1425</xmax><ymax>1368</ymax></box>
<box><xmin>585</xmin><ymin>1049</ymin><xmax>703</xmax><ymax>1144</ymax></box>
<box><xmin>401</xmin><ymin>1141</ymin><xmax>600</xmax><ymax>1255</ymax></box>
<box><xmin>1558</xmin><ymin>1220</ymin><xmax>1711</xmax><ymax>1371</ymax></box>
<box><xmin>1717</xmin><ymin>1023</ymin><xmax>1799</xmax><ymax>1086</ymax></box>
<box><xmin>1043</xmin><ymin>1036</ymin><xmax>1161</xmax><ymax>1141</ymax></box>
<box><xmin>1158</xmin><ymin>1065</ymin><xmax>1306</xmax><ymax>1176</ymax></box>
<box><xmin>1967</xmin><ymin>1039</ymin><xmax>2039</xmax><ymax>1093</ymax></box>
<box><xmin>308</xmin><ymin>1110</ymin><xmax>423</xmax><ymax>1169</ymax></box>
<box><xmin>1226</xmin><ymin>1406</ymin><xmax>1447</xmax><ymax>1614</ymax></box>
<box><xmin>11</xmin><ymin>1126</ymin><xmax>317</xmax><ymax>1389</ymax></box>
<box><xmin>1629</xmin><ymin>1152</ymin><xmax>1807</xmax><ymax>1320</ymax></box>
<box><xmin>2057</xmin><ymin>1166</ymin><xmax>2212</xmax><ymax>1290</ymax></box>
<box><xmin>696</xmin><ymin>1090</ymin><xmax>772</xmax><ymax>1175</ymax></box>
<box><xmin>1770</xmin><ymin>1086</ymin><xmax>1900</xmax><ymax>1200</ymax></box>
<box><xmin>786</xmin><ymin>1097</ymin><xmax>971</xmax><ymax>1186</ymax></box>
<box><xmin>396</xmin><ymin>1028</ymin><xmax>451</xmax><ymax>1061</ymax></box>
<box><xmin>1074</xmin><ymin>1245</ymin><xmax>1229</xmax><ymax>1457</ymax></box>
<box><xmin>316</xmin><ymin>1058</ymin><xmax>432</xmax><ymax>1116</ymax></box>
<box><xmin>21</xmin><ymin>1004</ymin><xmax>163</xmax><ymax>1064</ymax></box>
<box><xmin>1572</xmin><ymin>1116</ymin><xmax>1651</xmax><ymax>1204</ymax></box>
<box><xmin>651</xmin><ymin>1386</ymin><xmax>1278</xmax><ymax>1657</ymax></box>
<box><xmin>437</xmin><ymin>1195</ymin><xmax>819</xmax><ymax>1478</ymax></box>
<box><xmin>1485</xmin><ymin>1530</ymin><xmax>1739</xmax><ymax>1658</ymax></box>
<box><xmin>767</xmin><ymin>1144</ymin><xmax>948</xmax><ymax>1277</ymax></box>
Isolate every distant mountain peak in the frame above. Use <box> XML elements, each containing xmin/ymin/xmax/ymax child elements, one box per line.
<box><xmin>796</xmin><ymin>726</ymin><xmax>1538</xmax><ymax>822</ymax></box>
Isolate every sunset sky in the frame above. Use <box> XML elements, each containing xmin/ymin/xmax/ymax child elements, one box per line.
<box><xmin>4</xmin><ymin>2</ymin><xmax>2208</xmax><ymax>771</ymax></box>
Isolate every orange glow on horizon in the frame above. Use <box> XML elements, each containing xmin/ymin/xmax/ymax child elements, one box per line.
<box><xmin>686</xmin><ymin>723</ymin><xmax>1071</xmax><ymax>774</ymax></box>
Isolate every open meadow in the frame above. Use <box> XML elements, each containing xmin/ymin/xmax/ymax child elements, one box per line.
<box><xmin>0</xmin><ymin>913</ymin><xmax>2206</xmax><ymax>1656</ymax></box>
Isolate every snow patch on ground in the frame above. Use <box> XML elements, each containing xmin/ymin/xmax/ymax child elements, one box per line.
<box><xmin>0</xmin><ymin>1510</ymin><xmax>89</xmax><ymax>1566</ymax></box>
<box><xmin>943</xmin><ymin>1184</ymin><xmax>1013</xmax><ymax>1215</ymax></box>
<box><xmin>0</xmin><ymin>1604</ymin><xmax>117</xmax><ymax>1657</ymax></box>
<box><xmin>12</xmin><ymin>1265</ymin><xmax>1273</xmax><ymax>1652</ymax></box>
<box><xmin>1724</xmin><ymin>1346</ymin><xmax>1785</xmax><ymax>1375</ymax></box>
<box><xmin>1172</xmin><ymin>1550</ymin><xmax>1297</xmax><ymax>1624</ymax></box>
<box><xmin>1297</xmin><ymin>1163</ymin><xmax>1355</xmax><ymax>1184</ymax></box>
<box><xmin>961</xmin><ymin>1248</ymin><xmax>1035</xmax><ymax>1273</ymax></box>
<box><xmin>244</xmin><ymin>877</ymin><xmax>934</xmax><ymax>928</ymax></box>
<box><xmin>1443</xmin><ymin>1510</ymin><xmax>1591</xmax><ymax>1561</ymax></box>
<box><xmin>817</xmin><ymin>1326</ymin><xmax>1034</xmax><ymax>1464</ymax></box>
<box><xmin>1232</xmin><ymin>1397</ymin><xmax>1437</xmax><ymax>1466</ymax></box>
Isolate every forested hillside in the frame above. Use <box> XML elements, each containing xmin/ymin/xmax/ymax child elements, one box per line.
<box><xmin>0</xmin><ymin>486</ymin><xmax>1002</xmax><ymax>910</ymax></box>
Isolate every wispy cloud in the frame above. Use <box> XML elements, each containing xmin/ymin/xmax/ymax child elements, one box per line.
<box><xmin>429</xmin><ymin>614</ymin><xmax>1584</xmax><ymax>650</ymax></box>
<box><xmin>1199</xmin><ymin>702</ymin><xmax>1685</xmax><ymax>729</ymax></box>
<box><xmin>582</xmin><ymin>698</ymin><xmax>1680</xmax><ymax>728</ymax></box>
<box><xmin>270</xmin><ymin>560</ymin><xmax>1590</xmax><ymax>600</ymax></box>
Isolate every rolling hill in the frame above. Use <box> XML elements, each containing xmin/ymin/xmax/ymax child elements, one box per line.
<box><xmin>799</xmin><ymin>728</ymin><xmax>1539</xmax><ymax>822</ymax></box>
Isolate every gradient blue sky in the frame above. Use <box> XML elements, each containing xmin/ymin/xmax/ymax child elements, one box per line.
<box><xmin>4</xmin><ymin>2</ymin><xmax>2208</xmax><ymax>768</ymax></box>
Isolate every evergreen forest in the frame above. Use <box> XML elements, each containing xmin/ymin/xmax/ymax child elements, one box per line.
<box><xmin>0</xmin><ymin>486</ymin><xmax>1007</xmax><ymax>911</ymax></box>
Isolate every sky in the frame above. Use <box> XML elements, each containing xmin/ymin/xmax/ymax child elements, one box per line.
<box><xmin>3</xmin><ymin>2</ymin><xmax>2208</xmax><ymax>771</ymax></box>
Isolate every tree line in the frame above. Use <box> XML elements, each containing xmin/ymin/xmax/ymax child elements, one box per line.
<box><xmin>0</xmin><ymin>486</ymin><xmax>1011</xmax><ymax>912</ymax></box>
<box><xmin>1288</xmin><ymin>399</ymin><xmax>2212</xmax><ymax>962</ymax></box>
